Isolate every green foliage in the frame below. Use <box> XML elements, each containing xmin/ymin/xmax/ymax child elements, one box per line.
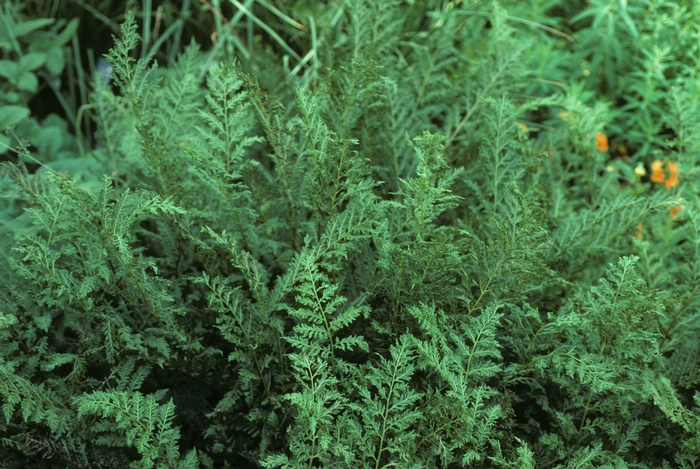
<box><xmin>0</xmin><ymin>1</ymin><xmax>79</xmax><ymax>166</ymax></box>
<box><xmin>409</xmin><ymin>303</ymin><xmax>509</xmax><ymax>466</ymax></box>
<box><xmin>260</xmin><ymin>353</ymin><xmax>349</xmax><ymax>469</ymax></box>
<box><xmin>345</xmin><ymin>336</ymin><xmax>423</xmax><ymax>468</ymax></box>
<box><xmin>3</xmin><ymin>0</ymin><xmax>700</xmax><ymax>468</ymax></box>
<box><xmin>285</xmin><ymin>257</ymin><xmax>369</xmax><ymax>369</ymax></box>
<box><xmin>74</xmin><ymin>390</ymin><xmax>198</xmax><ymax>469</ymax></box>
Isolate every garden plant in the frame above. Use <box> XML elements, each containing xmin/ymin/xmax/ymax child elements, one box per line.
<box><xmin>2</xmin><ymin>0</ymin><xmax>700</xmax><ymax>468</ymax></box>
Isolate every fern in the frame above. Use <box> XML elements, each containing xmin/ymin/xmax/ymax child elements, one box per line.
<box><xmin>296</xmin><ymin>84</ymin><xmax>376</xmax><ymax>233</ymax></box>
<box><xmin>371</xmin><ymin>131</ymin><xmax>465</xmax><ymax>325</ymax></box>
<box><xmin>260</xmin><ymin>353</ymin><xmax>350</xmax><ymax>469</ymax></box>
<box><xmin>408</xmin><ymin>302</ymin><xmax>507</xmax><ymax>467</ymax></box>
<box><xmin>4</xmin><ymin>1</ymin><xmax>700</xmax><ymax>467</ymax></box>
<box><xmin>477</xmin><ymin>95</ymin><xmax>524</xmax><ymax>217</ymax></box>
<box><xmin>462</xmin><ymin>183</ymin><xmax>555</xmax><ymax>315</ymax></box>
<box><xmin>395</xmin><ymin>131</ymin><xmax>463</xmax><ymax>239</ymax></box>
<box><xmin>527</xmin><ymin>256</ymin><xmax>668</xmax><ymax>465</ymax></box>
<box><xmin>184</xmin><ymin>62</ymin><xmax>265</xmax><ymax>255</ymax></box>
<box><xmin>345</xmin><ymin>335</ymin><xmax>423</xmax><ymax>469</ymax></box>
<box><xmin>285</xmin><ymin>257</ymin><xmax>369</xmax><ymax>371</ymax></box>
<box><xmin>74</xmin><ymin>390</ymin><xmax>198</xmax><ymax>469</ymax></box>
<box><xmin>0</xmin><ymin>360</ymin><xmax>75</xmax><ymax>438</ymax></box>
<box><xmin>549</xmin><ymin>191</ymin><xmax>674</xmax><ymax>281</ymax></box>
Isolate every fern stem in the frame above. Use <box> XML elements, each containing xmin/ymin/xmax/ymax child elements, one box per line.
<box><xmin>374</xmin><ymin>371</ymin><xmax>398</xmax><ymax>469</ymax></box>
<box><xmin>468</xmin><ymin>247</ymin><xmax>507</xmax><ymax>316</ymax></box>
<box><xmin>308</xmin><ymin>264</ymin><xmax>336</xmax><ymax>366</ymax></box>
<box><xmin>410</xmin><ymin>55</ymin><xmax>436</xmax><ymax>119</ymax></box>
<box><xmin>576</xmin><ymin>387</ymin><xmax>594</xmax><ymax>445</ymax></box>
<box><xmin>525</xmin><ymin>322</ymin><xmax>554</xmax><ymax>361</ymax></box>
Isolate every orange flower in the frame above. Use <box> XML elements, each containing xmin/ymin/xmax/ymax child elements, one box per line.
<box><xmin>650</xmin><ymin>160</ymin><xmax>664</xmax><ymax>183</ymax></box>
<box><xmin>650</xmin><ymin>160</ymin><xmax>680</xmax><ymax>188</ymax></box>
<box><xmin>665</xmin><ymin>162</ymin><xmax>680</xmax><ymax>188</ymax></box>
<box><xmin>596</xmin><ymin>132</ymin><xmax>608</xmax><ymax>152</ymax></box>
<box><xmin>635</xmin><ymin>223</ymin><xmax>643</xmax><ymax>240</ymax></box>
<box><xmin>670</xmin><ymin>204</ymin><xmax>684</xmax><ymax>219</ymax></box>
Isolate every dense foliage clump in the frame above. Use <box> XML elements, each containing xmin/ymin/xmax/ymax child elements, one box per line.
<box><xmin>2</xmin><ymin>1</ymin><xmax>700</xmax><ymax>467</ymax></box>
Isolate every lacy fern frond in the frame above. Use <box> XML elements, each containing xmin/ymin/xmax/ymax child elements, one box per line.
<box><xmin>0</xmin><ymin>361</ymin><xmax>75</xmax><ymax>438</ymax></box>
<box><xmin>260</xmin><ymin>353</ymin><xmax>349</xmax><ymax>469</ymax></box>
<box><xmin>184</xmin><ymin>62</ymin><xmax>265</xmax><ymax>254</ymax></box>
<box><xmin>392</xmin><ymin>131</ymin><xmax>463</xmax><ymax>240</ymax></box>
<box><xmin>4</xmin><ymin>2</ymin><xmax>700</xmax><ymax>467</ymax></box>
<box><xmin>408</xmin><ymin>302</ymin><xmax>506</xmax><ymax>466</ymax></box>
<box><xmin>285</xmin><ymin>258</ymin><xmax>369</xmax><ymax>369</ymax></box>
<box><xmin>74</xmin><ymin>390</ymin><xmax>197</xmax><ymax>469</ymax></box>
<box><xmin>346</xmin><ymin>335</ymin><xmax>423</xmax><ymax>468</ymax></box>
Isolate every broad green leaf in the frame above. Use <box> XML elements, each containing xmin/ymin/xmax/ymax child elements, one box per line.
<box><xmin>45</xmin><ymin>47</ymin><xmax>65</xmax><ymax>75</ymax></box>
<box><xmin>0</xmin><ymin>134</ymin><xmax>9</xmax><ymax>154</ymax></box>
<box><xmin>55</xmin><ymin>18</ymin><xmax>79</xmax><ymax>46</ymax></box>
<box><xmin>36</xmin><ymin>125</ymin><xmax>63</xmax><ymax>156</ymax></box>
<box><xmin>0</xmin><ymin>105</ymin><xmax>29</xmax><ymax>128</ymax></box>
<box><xmin>19</xmin><ymin>52</ymin><xmax>46</xmax><ymax>71</ymax></box>
<box><xmin>0</xmin><ymin>60</ymin><xmax>18</xmax><ymax>79</ymax></box>
<box><xmin>17</xmin><ymin>72</ymin><xmax>38</xmax><ymax>92</ymax></box>
<box><xmin>10</xmin><ymin>18</ymin><xmax>54</xmax><ymax>37</ymax></box>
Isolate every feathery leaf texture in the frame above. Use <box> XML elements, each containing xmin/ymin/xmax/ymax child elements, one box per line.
<box><xmin>2</xmin><ymin>1</ymin><xmax>700</xmax><ymax>468</ymax></box>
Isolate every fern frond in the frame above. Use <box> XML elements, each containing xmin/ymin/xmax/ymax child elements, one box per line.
<box><xmin>478</xmin><ymin>95</ymin><xmax>524</xmax><ymax>216</ymax></box>
<box><xmin>157</xmin><ymin>42</ymin><xmax>206</xmax><ymax>145</ymax></box>
<box><xmin>74</xmin><ymin>390</ymin><xmax>196</xmax><ymax>469</ymax></box>
<box><xmin>408</xmin><ymin>302</ymin><xmax>506</xmax><ymax>466</ymax></box>
<box><xmin>550</xmin><ymin>191</ymin><xmax>674</xmax><ymax>279</ymax></box>
<box><xmin>392</xmin><ymin>131</ymin><xmax>463</xmax><ymax>240</ymax></box>
<box><xmin>189</xmin><ymin>268</ymin><xmax>286</xmax><ymax>402</ymax></box>
<box><xmin>346</xmin><ymin>335</ymin><xmax>423</xmax><ymax>468</ymax></box>
<box><xmin>105</xmin><ymin>11</ymin><xmax>159</xmax><ymax>107</ymax></box>
<box><xmin>296</xmin><ymin>84</ymin><xmax>375</xmax><ymax>230</ymax></box>
<box><xmin>311</xmin><ymin>190</ymin><xmax>383</xmax><ymax>274</ymax></box>
<box><xmin>261</xmin><ymin>353</ymin><xmax>349</xmax><ymax>469</ymax></box>
<box><xmin>285</xmin><ymin>258</ymin><xmax>369</xmax><ymax>368</ymax></box>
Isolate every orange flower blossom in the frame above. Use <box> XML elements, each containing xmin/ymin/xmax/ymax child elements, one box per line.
<box><xmin>665</xmin><ymin>162</ymin><xmax>680</xmax><ymax>188</ymax></box>
<box><xmin>670</xmin><ymin>204</ymin><xmax>684</xmax><ymax>219</ymax></box>
<box><xmin>596</xmin><ymin>132</ymin><xmax>608</xmax><ymax>152</ymax></box>
<box><xmin>650</xmin><ymin>160</ymin><xmax>664</xmax><ymax>183</ymax></box>
<box><xmin>650</xmin><ymin>160</ymin><xmax>680</xmax><ymax>188</ymax></box>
